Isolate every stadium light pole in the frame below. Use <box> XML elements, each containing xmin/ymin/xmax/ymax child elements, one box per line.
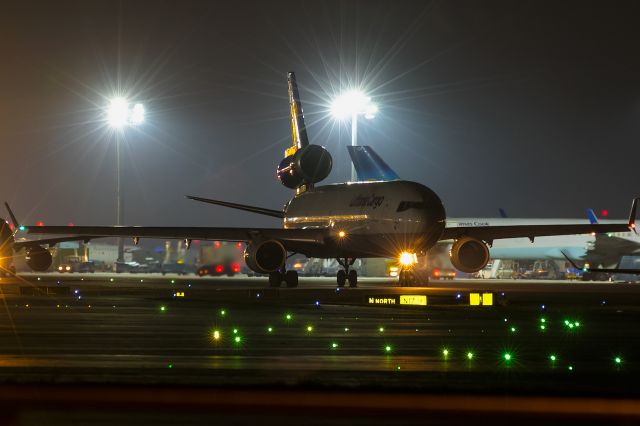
<box><xmin>107</xmin><ymin>97</ymin><xmax>145</xmax><ymax>264</ymax></box>
<box><xmin>330</xmin><ymin>90</ymin><xmax>377</xmax><ymax>182</ymax></box>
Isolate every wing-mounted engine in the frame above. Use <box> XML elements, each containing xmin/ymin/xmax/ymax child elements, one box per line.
<box><xmin>449</xmin><ymin>236</ymin><xmax>490</xmax><ymax>273</ymax></box>
<box><xmin>25</xmin><ymin>245</ymin><xmax>53</xmax><ymax>271</ymax></box>
<box><xmin>277</xmin><ymin>144</ymin><xmax>332</xmax><ymax>189</ymax></box>
<box><xmin>244</xmin><ymin>239</ymin><xmax>287</xmax><ymax>274</ymax></box>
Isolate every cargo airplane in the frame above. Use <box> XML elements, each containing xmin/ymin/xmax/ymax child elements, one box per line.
<box><xmin>23</xmin><ymin>72</ymin><xmax>639</xmax><ymax>287</ymax></box>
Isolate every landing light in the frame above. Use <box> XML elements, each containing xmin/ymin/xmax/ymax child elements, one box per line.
<box><xmin>213</xmin><ymin>330</ymin><xmax>220</xmax><ymax>340</ymax></box>
<box><xmin>338</xmin><ymin>230</ymin><xmax>346</xmax><ymax>238</ymax></box>
<box><xmin>399</xmin><ymin>251</ymin><xmax>417</xmax><ymax>266</ymax></box>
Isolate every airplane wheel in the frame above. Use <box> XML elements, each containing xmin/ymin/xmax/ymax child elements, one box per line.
<box><xmin>285</xmin><ymin>270</ymin><xmax>299</xmax><ymax>288</ymax></box>
<box><xmin>348</xmin><ymin>270</ymin><xmax>358</xmax><ymax>287</ymax></box>
<box><xmin>268</xmin><ymin>272</ymin><xmax>282</xmax><ymax>287</ymax></box>
<box><xmin>337</xmin><ymin>270</ymin><xmax>346</xmax><ymax>287</ymax></box>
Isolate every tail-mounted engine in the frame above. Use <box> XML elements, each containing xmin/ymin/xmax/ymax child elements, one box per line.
<box><xmin>449</xmin><ymin>236</ymin><xmax>490</xmax><ymax>273</ymax></box>
<box><xmin>277</xmin><ymin>144</ymin><xmax>332</xmax><ymax>189</ymax></box>
<box><xmin>243</xmin><ymin>239</ymin><xmax>287</xmax><ymax>274</ymax></box>
<box><xmin>25</xmin><ymin>245</ymin><xmax>53</xmax><ymax>272</ymax></box>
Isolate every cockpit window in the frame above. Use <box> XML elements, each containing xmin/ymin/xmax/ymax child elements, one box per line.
<box><xmin>396</xmin><ymin>201</ymin><xmax>425</xmax><ymax>212</ymax></box>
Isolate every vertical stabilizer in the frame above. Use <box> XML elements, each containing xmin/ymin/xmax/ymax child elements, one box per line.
<box><xmin>347</xmin><ymin>145</ymin><xmax>400</xmax><ymax>181</ymax></box>
<box><xmin>286</xmin><ymin>72</ymin><xmax>310</xmax><ymax>157</ymax></box>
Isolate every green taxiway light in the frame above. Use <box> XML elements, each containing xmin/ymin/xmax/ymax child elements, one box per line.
<box><xmin>568</xmin><ymin>365</ymin><xmax>573</xmax><ymax>371</ymax></box>
<box><xmin>540</xmin><ymin>318</ymin><xmax>546</xmax><ymax>323</ymax></box>
<box><xmin>396</xmin><ymin>365</ymin><xmax>401</xmax><ymax>370</ymax></box>
<box><xmin>234</xmin><ymin>336</ymin><xmax>242</xmax><ymax>343</ymax></box>
<box><xmin>574</xmin><ymin>321</ymin><xmax>580</xmax><ymax>327</ymax></box>
<box><xmin>220</xmin><ymin>309</ymin><xmax>226</xmax><ymax>316</ymax></box>
<box><xmin>568</xmin><ymin>323</ymin><xmax>574</xmax><ymax>329</ymax></box>
<box><xmin>306</xmin><ymin>325</ymin><xmax>314</xmax><ymax>332</ymax></box>
<box><xmin>564</xmin><ymin>320</ymin><xmax>570</xmax><ymax>326</ymax></box>
<box><xmin>550</xmin><ymin>354</ymin><xmax>557</xmax><ymax>362</ymax></box>
<box><xmin>467</xmin><ymin>352</ymin><xmax>474</xmax><ymax>360</ymax></box>
<box><xmin>385</xmin><ymin>345</ymin><xmax>392</xmax><ymax>353</ymax></box>
<box><xmin>285</xmin><ymin>313</ymin><xmax>293</xmax><ymax>321</ymax></box>
<box><xmin>615</xmin><ymin>357</ymin><xmax>622</xmax><ymax>364</ymax></box>
<box><xmin>540</xmin><ymin>325</ymin><xmax>546</xmax><ymax>330</ymax></box>
<box><xmin>344</xmin><ymin>327</ymin><xmax>349</xmax><ymax>332</ymax></box>
<box><xmin>233</xmin><ymin>328</ymin><xmax>238</xmax><ymax>334</ymax></box>
<box><xmin>503</xmin><ymin>353</ymin><xmax>512</xmax><ymax>361</ymax></box>
<box><xmin>510</xmin><ymin>326</ymin><xmax>517</xmax><ymax>333</ymax></box>
<box><xmin>379</xmin><ymin>327</ymin><xmax>385</xmax><ymax>333</ymax></box>
<box><xmin>167</xmin><ymin>363</ymin><xmax>173</xmax><ymax>369</ymax></box>
<box><xmin>442</xmin><ymin>349</ymin><xmax>449</xmax><ymax>357</ymax></box>
<box><xmin>160</xmin><ymin>306</ymin><xmax>166</xmax><ymax>312</ymax></box>
<box><xmin>267</xmin><ymin>327</ymin><xmax>273</xmax><ymax>333</ymax></box>
<box><xmin>331</xmin><ymin>342</ymin><xmax>339</xmax><ymax>349</ymax></box>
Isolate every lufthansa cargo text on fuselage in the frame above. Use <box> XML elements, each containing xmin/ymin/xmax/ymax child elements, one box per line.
<box><xmin>350</xmin><ymin>194</ymin><xmax>385</xmax><ymax>210</ymax></box>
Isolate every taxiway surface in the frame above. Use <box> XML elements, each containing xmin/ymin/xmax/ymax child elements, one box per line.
<box><xmin>0</xmin><ymin>273</ymin><xmax>638</xmax><ymax>396</ymax></box>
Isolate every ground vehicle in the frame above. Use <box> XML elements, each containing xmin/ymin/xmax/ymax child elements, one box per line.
<box><xmin>161</xmin><ymin>262</ymin><xmax>192</xmax><ymax>275</ymax></box>
<box><xmin>197</xmin><ymin>262</ymin><xmax>241</xmax><ymax>277</ymax></box>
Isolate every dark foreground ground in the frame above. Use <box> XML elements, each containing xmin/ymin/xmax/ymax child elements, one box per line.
<box><xmin>0</xmin><ymin>274</ymin><xmax>639</xmax><ymax>424</ymax></box>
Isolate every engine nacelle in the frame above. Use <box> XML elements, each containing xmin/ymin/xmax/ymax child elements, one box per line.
<box><xmin>25</xmin><ymin>245</ymin><xmax>53</xmax><ymax>272</ymax></box>
<box><xmin>243</xmin><ymin>239</ymin><xmax>286</xmax><ymax>274</ymax></box>
<box><xmin>277</xmin><ymin>144</ymin><xmax>332</xmax><ymax>189</ymax></box>
<box><xmin>449</xmin><ymin>237</ymin><xmax>490</xmax><ymax>273</ymax></box>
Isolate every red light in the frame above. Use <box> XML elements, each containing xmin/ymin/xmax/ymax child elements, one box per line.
<box><xmin>8</xmin><ymin>223</ymin><xmax>14</xmax><ymax>230</ymax></box>
<box><xmin>213</xmin><ymin>241</ymin><xmax>221</xmax><ymax>248</ymax></box>
<box><xmin>36</xmin><ymin>220</ymin><xmax>44</xmax><ymax>227</ymax></box>
<box><xmin>68</xmin><ymin>223</ymin><xmax>75</xmax><ymax>227</ymax></box>
<box><xmin>601</xmin><ymin>209</ymin><xmax>609</xmax><ymax>217</ymax></box>
<box><xmin>433</xmin><ymin>268</ymin><xmax>440</xmax><ymax>277</ymax></box>
<box><xmin>236</xmin><ymin>242</ymin><xmax>242</xmax><ymax>249</ymax></box>
<box><xmin>232</xmin><ymin>263</ymin><xmax>240</xmax><ymax>273</ymax></box>
<box><xmin>215</xmin><ymin>264</ymin><xmax>223</xmax><ymax>273</ymax></box>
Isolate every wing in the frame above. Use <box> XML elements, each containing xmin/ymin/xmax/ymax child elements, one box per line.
<box><xmin>26</xmin><ymin>226</ymin><xmax>329</xmax><ymax>253</ymax></box>
<box><xmin>441</xmin><ymin>223</ymin><xmax>631</xmax><ymax>243</ymax></box>
<box><xmin>13</xmin><ymin>236</ymin><xmax>97</xmax><ymax>251</ymax></box>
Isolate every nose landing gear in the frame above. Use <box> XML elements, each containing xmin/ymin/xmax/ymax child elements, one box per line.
<box><xmin>337</xmin><ymin>258</ymin><xmax>357</xmax><ymax>288</ymax></box>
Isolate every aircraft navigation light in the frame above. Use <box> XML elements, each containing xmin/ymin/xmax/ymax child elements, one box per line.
<box><xmin>399</xmin><ymin>252</ymin><xmax>417</xmax><ymax>266</ymax></box>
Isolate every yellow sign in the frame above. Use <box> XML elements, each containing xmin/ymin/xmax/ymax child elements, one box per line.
<box><xmin>400</xmin><ymin>295</ymin><xmax>427</xmax><ymax>306</ymax></box>
<box><xmin>368</xmin><ymin>297</ymin><xmax>396</xmax><ymax>305</ymax></box>
<box><xmin>470</xmin><ymin>293</ymin><xmax>493</xmax><ymax>306</ymax></box>
<box><xmin>174</xmin><ymin>292</ymin><xmax>185</xmax><ymax>298</ymax></box>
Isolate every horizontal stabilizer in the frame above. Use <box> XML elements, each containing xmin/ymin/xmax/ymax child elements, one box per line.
<box><xmin>347</xmin><ymin>146</ymin><xmax>400</xmax><ymax>182</ymax></box>
<box><xmin>186</xmin><ymin>196</ymin><xmax>284</xmax><ymax>218</ymax></box>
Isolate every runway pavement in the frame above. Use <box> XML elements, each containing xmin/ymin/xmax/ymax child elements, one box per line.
<box><xmin>0</xmin><ymin>273</ymin><xmax>638</xmax><ymax>395</ymax></box>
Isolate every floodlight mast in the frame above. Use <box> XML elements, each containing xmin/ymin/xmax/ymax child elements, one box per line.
<box><xmin>330</xmin><ymin>90</ymin><xmax>377</xmax><ymax>182</ymax></box>
<box><xmin>106</xmin><ymin>97</ymin><xmax>145</xmax><ymax>263</ymax></box>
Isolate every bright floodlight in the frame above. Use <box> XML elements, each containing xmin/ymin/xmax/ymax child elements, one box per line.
<box><xmin>107</xmin><ymin>97</ymin><xmax>145</xmax><ymax>129</ymax></box>
<box><xmin>331</xmin><ymin>90</ymin><xmax>377</xmax><ymax>120</ymax></box>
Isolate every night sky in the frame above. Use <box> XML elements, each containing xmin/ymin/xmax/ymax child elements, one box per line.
<box><xmin>2</xmin><ymin>1</ymin><xmax>640</xmax><ymax>230</ymax></box>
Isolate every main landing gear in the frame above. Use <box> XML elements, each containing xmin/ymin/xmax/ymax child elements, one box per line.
<box><xmin>398</xmin><ymin>268</ymin><xmax>419</xmax><ymax>287</ymax></box>
<box><xmin>336</xmin><ymin>258</ymin><xmax>357</xmax><ymax>288</ymax></box>
<box><xmin>268</xmin><ymin>269</ymin><xmax>299</xmax><ymax>288</ymax></box>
